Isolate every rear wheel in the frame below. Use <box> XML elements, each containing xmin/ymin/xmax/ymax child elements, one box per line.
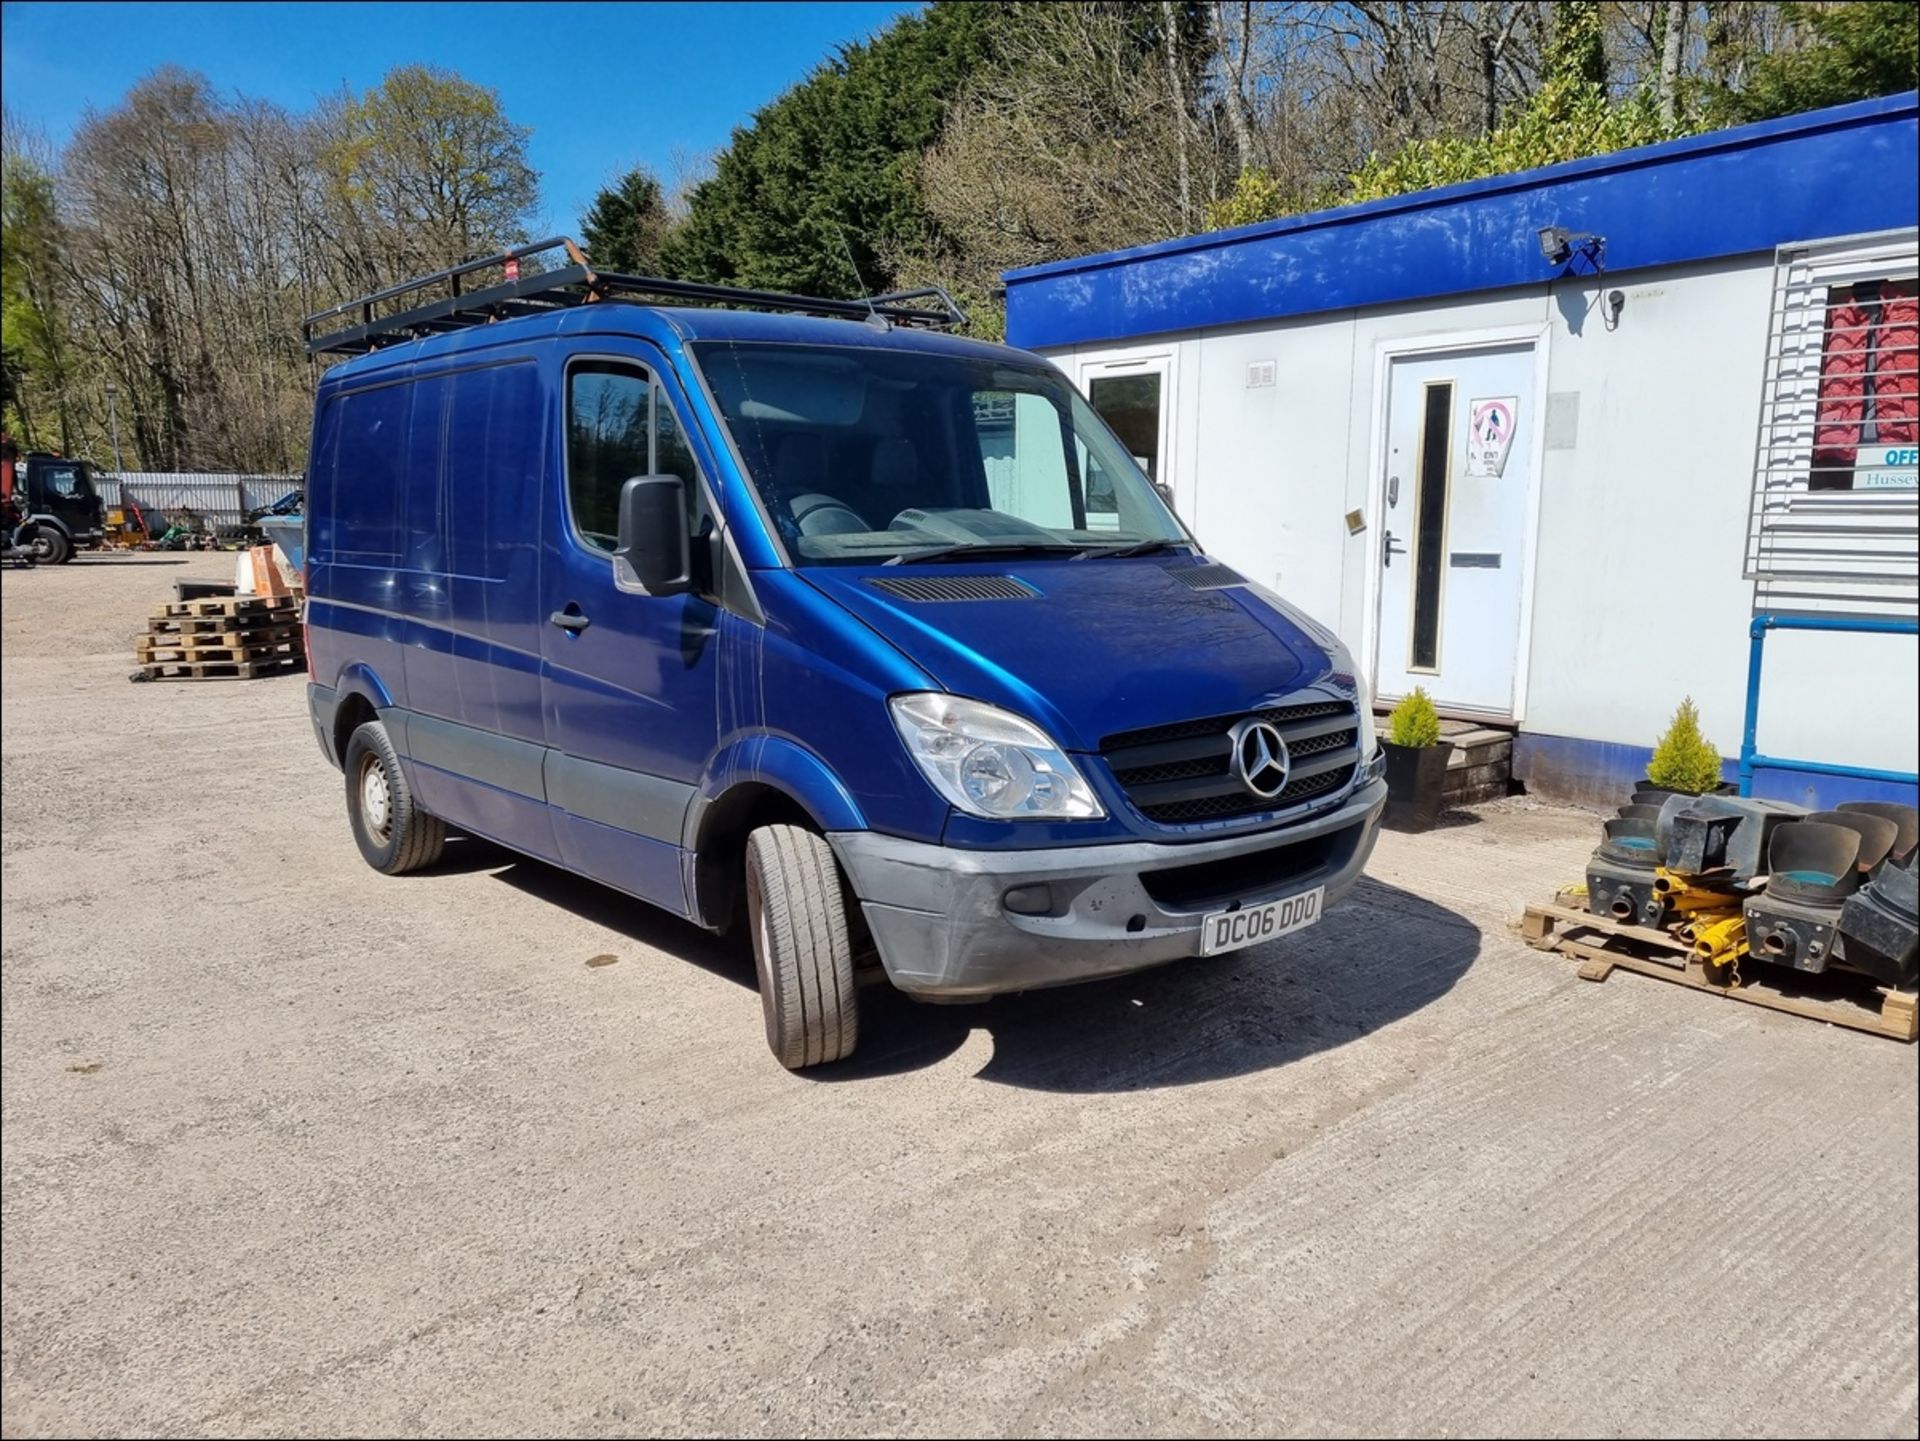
<box><xmin>343</xmin><ymin>720</ymin><xmax>445</xmax><ymax>874</ymax></box>
<box><xmin>745</xmin><ymin>824</ymin><xmax>860</xmax><ymax>1069</ymax></box>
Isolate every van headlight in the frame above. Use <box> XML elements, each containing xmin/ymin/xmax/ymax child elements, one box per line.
<box><xmin>1351</xmin><ymin>671</ymin><xmax>1385</xmax><ymax>782</ymax></box>
<box><xmin>1354</xmin><ymin>671</ymin><xmax>1378</xmax><ymax>759</ymax></box>
<box><xmin>889</xmin><ymin>693</ymin><xmax>1105</xmax><ymax>820</ymax></box>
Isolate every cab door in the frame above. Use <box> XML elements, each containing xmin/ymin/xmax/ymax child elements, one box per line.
<box><xmin>539</xmin><ymin>345</ymin><xmax>720</xmax><ymax>914</ymax></box>
<box><xmin>35</xmin><ymin>458</ymin><xmax>104</xmax><ymax>537</ymax></box>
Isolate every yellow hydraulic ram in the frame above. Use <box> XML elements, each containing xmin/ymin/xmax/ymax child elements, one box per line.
<box><xmin>1676</xmin><ymin>909</ymin><xmax>1738</xmax><ymax>945</ymax></box>
<box><xmin>1692</xmin><ymin>914</ymin><xmax>1749</xmax><ymax>970</ymax></box>
<box><xmin>1653</xmin><ymin>868</ymin><xmax>1741</xmax><ymax>914</ymax></box>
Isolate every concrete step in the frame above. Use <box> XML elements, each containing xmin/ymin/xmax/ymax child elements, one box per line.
<box><xmin>1372</xmin><ymin>710</ymin><xmax>1516</xmax><ymax>803</ymax></box>
<box><xmin>1443</xmin><ymin>726</ymin><xmax>1514</xmax><ymax>804</ymax></box>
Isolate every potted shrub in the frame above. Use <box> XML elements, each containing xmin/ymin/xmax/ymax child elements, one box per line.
<box><xmin>1382</xmin><ymin>688</ymin><xmax>1455</xmax><ymax>832</ymax></box>
<box><xmin>1635</xmin><ymin>697</ymin><xmax>1729</xmax><ymax>803</ymax></box>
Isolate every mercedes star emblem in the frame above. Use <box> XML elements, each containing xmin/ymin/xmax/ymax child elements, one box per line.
<box><xmin>1229</xmin><ymin>718</ymin><xmax>1291</xmax><ymax>799</ymax></box>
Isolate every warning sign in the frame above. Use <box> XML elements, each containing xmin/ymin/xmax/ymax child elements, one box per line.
<box><xmin>1467</xmin><ymin>396</ymin><xmax>1518</xmax><ymax>478</ymax></box>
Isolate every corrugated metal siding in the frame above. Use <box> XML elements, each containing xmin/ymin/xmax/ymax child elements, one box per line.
<box><xmin>97</xmin><ymin>473</ymin><xmax>301</xmax><ymax>529</ymax></box>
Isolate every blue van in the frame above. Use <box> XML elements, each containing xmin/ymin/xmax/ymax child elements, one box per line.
<box><xmin>301</xmin><ymin>240</ymin><xmax>1385</xmax><ymax>1068</ymax></box>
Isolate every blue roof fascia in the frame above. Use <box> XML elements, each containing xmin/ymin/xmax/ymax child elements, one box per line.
<box><xmin>1003</xmin><ymin>91</ymin><xmax>1920</xmax><ymax>351</ymax></box>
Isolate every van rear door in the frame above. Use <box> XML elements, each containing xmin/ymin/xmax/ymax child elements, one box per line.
<box><xmin>539</xmin><ymin>347</ymin><xmax>720</xmax><ymax>914</ymax></box>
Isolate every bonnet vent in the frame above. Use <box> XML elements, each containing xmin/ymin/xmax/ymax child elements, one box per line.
<box><xmin>1165</xmin><ymin>562</ymin><xmax>1246</xmax><ymax>590</ymax></box>
<box><xmin>867</xmin><ymin>575</ymin><xmax>1040</xmax><ymax>602</ymax></box>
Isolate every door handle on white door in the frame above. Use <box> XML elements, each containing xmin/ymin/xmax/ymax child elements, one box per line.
<box><xmin>1383</xmin><ymin>532</ymin><xmax>1408</xmax><ymax>569</ymax></box>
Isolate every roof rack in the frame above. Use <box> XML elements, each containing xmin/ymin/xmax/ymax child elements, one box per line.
<box><xmin>302</xmin><ymin>235</ymin><xmax>968</xmax><ymax>356</ymax></box>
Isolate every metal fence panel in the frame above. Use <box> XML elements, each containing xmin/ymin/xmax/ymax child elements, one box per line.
<box><xmin>97</xmin><ymin>472</ymin><xmax>301</xmax><ymax>529</ymax></box>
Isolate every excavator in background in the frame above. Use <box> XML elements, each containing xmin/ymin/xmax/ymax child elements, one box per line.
<box><xmin>2</xmin><ymin>433</ymin><xmax>107</xmax><ymax>564</ymax></box>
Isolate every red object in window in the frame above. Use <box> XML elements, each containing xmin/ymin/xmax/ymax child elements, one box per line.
<box><xmin>1873</xmin><ymin>285</ymin><xmax>1917</xmax><ymax>445</ymax></box>
<box><xmin>1812</xmin><ymin>295</ymin><xmax>1872</xmax><ymax>474</ymax></box>
<box><xmin>504</xmin><ymin>257</ymin><xmax>520</xmax><ymax>282</ymax></box>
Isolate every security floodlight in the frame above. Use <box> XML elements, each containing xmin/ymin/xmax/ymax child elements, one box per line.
<box><xmin>1537</xmin><ymin>225</ymin><xmax>1604</xmax><ymax>267</ymax></box>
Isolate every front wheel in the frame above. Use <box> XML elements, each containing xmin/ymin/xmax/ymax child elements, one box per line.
<box><xmin>745</xmin><ymin>825</ymin><xmax>860</xmax><ymax>1069</ymax></box>
<box><xmin>343</xmin><ymin>720</ymin><xmax>446</xmax><ymax>874</ymax></box>
<box><xmin>26</xmin><ymin>527</ymin><xmax>69</xmax><ymax>565</ymax></box>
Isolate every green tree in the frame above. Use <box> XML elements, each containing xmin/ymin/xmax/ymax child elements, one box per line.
<box><xmin>319</xmin><ymin>64</ymin><xmax>538</xmax><ymax>278</ymax></box>
<box><xmin>1647</xmin><ymin>698</ymin><xmax>1723</xmax><ymax>794</ymax></box>
<box><xmin>1</xmin><ymin>146</ymin><xmax>75</xmax><ymax>451</ymax></box>
<box><xmin>1544</xmin><ymin>0</ymin><xmax>1608</xmax><ymax>93</ymax></box>
<box><xmin>580</xmin><ymin>168</ymin><xmax>673</xmax><ymax>273</ymax></box>
<box><xmin>659</xmin><ymin>1</ymin><xmax>1011</xmax><ymax>295</ymax></box>
<box><xmin>1715</xmin><ymin>1</ymin><xmax>1920</xmax><ymax>122</ymax></box>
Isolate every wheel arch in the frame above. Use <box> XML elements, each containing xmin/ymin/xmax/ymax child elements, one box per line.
<box><xmin>683</xmin><ymin>737</ymin><xmax>866</xmax><ymax>932</ymax></box>
<box><xmin>326</xmin><ymin>663</ymin><xmax>397</xmax><ymax>768</ymax></box>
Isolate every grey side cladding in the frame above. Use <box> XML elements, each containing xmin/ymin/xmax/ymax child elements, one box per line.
<box><xmin>545</xmin><ymin>753</ymin><xmax>696</xmax><ymax>844</ymax></box>
<box><xmin>391</xmin><ymin>707</ymin><xmax>695</xmax><ymax>843</ymax></box>
<box><xmin>403</xmin><ymin>711</ymin><xmax>548</xmax><ymax>800</ymax></box>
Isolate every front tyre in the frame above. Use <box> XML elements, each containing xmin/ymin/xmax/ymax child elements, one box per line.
<box><xmin>343</xmin><ymin>720</ymin><xmax>446</xmax><ymax>875</ymax></box>
<box><xmin>745</xmin><ymin>825</ymin><xmax>860</xmax><ymax>1069</ymax></box>
<box><xmin>26</xmin><ymin>527</ymin><xmax>69</xmax><ymax>565</ymax></box>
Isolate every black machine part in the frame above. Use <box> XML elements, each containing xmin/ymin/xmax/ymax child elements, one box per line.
<box><xmin>1837</xmin><ymin>854</ymin><xmax>1919</xmax><ymax>989</ymax></box>
<box><xmin>1745</xmin><ymin>821</ymin><xmax>1865</xmax><ymax>975</ymax></box>
<box><xmin>1660</xmin><ymin>795</ymin><xmax>1806</xmax><ymax>882</ymax></box>
<box><xmin>1837</xmin><ymin>801</ymin><xmax>1918</xmax><ymax>866</ymax></box>
<box><xmin>1588</xmin><ymin>818</ymin><xmax>1667</xmax><ymax>926</ymax></box>
<box><xmin>1806</xmin><ymin>809</ymin><xmax>1900</xmax><ymax>877</ymax></box>
<box><xmin>1744</xmin><ymin>888</ymin><xmax>1844</xmax><ymax>974</ymax></box>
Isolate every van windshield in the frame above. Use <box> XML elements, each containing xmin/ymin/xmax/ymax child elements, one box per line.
<box><xmin>692</xmin><ymin>342</ymin><xmax>1188</xmax><ymax>565</ymax></box>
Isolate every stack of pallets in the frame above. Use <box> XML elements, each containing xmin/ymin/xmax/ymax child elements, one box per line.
<box><xmin>134</xmin><ymin>594</ymin><xmax>305</xmax><ymax>682</ymax></box>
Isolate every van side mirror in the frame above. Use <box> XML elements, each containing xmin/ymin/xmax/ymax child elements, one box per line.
<box><xmin>614</xmin><ymin>475</ymin><xmax>691</xmax><ymax>596</ymax></box>
<box><xmin>1153</xmin><ymin>480</ymin><xmax>1177</xmax><ymax>511</ymax></box>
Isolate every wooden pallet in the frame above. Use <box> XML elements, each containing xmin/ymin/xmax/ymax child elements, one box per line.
<box><xmin>154</xmin><ymin>594</ymin><xmax>300</xmax><ymax>620</ymax></box>
<box><xmin>1523</xmin><ymin>900</ymin><xmax>1917</xmax><ymax>1042</ymax></box>
<box><xmin>136</xmin><ymin>633</ymin><xmax>295</xmax><ymax>663</ymax></box>
<box><xmin>136</xmin><ymin>640</ymin><xmax>299</xmax><ymax>665</ymax></box>
<box><xmin>145</xmin><ymin>613</ymin><xmax>301</xmax><ymax>640</ymax></box>
<box><xmin>132</xmin><ymin>654</ymin><xmax>305</xmax><ymax>682</ymax></box>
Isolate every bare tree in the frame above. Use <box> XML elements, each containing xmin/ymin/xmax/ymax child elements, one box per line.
<box><xmin>1659</xmin><ymin>0</ymin><xmax>1688</xmax><ymax>124</ymax></box>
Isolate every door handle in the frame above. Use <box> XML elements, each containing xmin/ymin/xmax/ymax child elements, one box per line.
<box><xmin>549</xmin><ymin>608</ymin><xmax>591</xmax><ymax>633</ymax></box>
<box><xmin>1383</xmin><ymin>532</ymin><xmax>1408</xmax><ymax>569</ymax></box>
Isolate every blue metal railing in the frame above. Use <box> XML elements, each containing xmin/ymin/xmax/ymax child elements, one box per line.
<box><xmin>1738</xmin><ymin>613</ymin><xmax>1920</xmax><ymax>796</ymax></box>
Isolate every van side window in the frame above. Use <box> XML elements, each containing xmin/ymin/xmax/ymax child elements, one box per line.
<box><xmin>568</xmin><ymin>364</ymin><xmax>652</xmax><ymax>552</ymax></box>
<box><xmin>331</xmin><ymin>382</ymin><xmax>409</xmax><ymax>559</ymax></box>
<box><xmin>567</xmin><ymin>361</ymin><xmax>702</xmax><ymax>553</ymax></box>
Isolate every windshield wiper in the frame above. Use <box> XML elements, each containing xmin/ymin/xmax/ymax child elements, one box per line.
<box><xmin>1085</xmin><ymin>538</ymin><xmax>1192</xmax><ymax>559</ymax></box>
<box><xmin>887</xmin><ymin>541</ymin><xmax>1089</xmax><ymax>566</ymax></box>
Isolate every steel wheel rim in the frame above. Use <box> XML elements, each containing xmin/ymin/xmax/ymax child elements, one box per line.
<box><xmin>359</xmin><ymin>755</ymin><xmax>392</xmax><ymax>842</ymax></box>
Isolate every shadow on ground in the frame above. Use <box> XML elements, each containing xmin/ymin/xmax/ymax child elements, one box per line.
<box><xmin>426</xmin><ymin>836</ymin><xmax>1481</xmax><ymax>1092</ymax></box>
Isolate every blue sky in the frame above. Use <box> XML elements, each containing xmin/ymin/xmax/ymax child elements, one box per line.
<box><xmin>0</xmin><ymin>0</ymin><xmax>919</xmax><ymax>231</ymax></box>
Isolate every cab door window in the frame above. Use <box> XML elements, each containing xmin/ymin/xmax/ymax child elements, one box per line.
<box><xmin>42</xmin><ymin>462</ymin><xmax>93</xmax><ymax>499</ymax></box>
<box><xmin>567</xmin><ymin>361</ymin><xmax>701</xmax><ymax>553</ymax></box>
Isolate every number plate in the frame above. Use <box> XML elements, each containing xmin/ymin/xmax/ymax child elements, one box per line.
<box><xmin>1199</xmin><ymin>886</ymin><xmax>1325</xmax><ymax>956</ymax></box>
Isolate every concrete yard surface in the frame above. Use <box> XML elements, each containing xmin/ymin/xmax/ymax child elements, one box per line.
<box><xmin>3</xmin><ymin>555</ymin><xmax>1915</xmax><ymax>1438</ymax></box>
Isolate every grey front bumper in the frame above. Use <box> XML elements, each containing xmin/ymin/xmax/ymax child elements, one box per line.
<box><xmin>829</xmin><ymin>777</ymin><xmax>1386</xmax><ymax>998</ymax></box>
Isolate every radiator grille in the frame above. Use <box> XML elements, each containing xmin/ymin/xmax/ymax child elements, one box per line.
<box><xmin>1101</xmin><ymin>699</ymin><xmax>1361</xmax><ymax>826</ymax></box>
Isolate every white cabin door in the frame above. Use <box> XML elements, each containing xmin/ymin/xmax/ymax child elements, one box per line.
<box><xmin>1375</xmin><ymin>343</ymin><xmax>1536</xmax><ymax>717</ymax></box>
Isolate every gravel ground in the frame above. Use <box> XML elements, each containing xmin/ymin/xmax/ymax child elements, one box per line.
<box><xmin>3</xmin><ymin>553</ymin><xmax>1915</xmax><ymax>1438</ymax></box>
